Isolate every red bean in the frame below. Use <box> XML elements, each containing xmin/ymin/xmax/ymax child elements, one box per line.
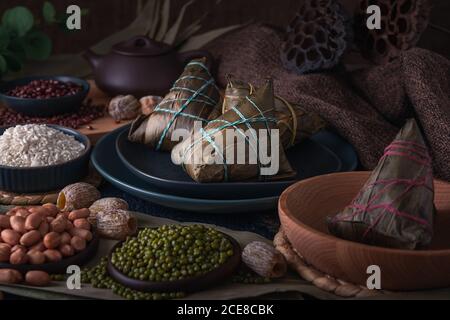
<box><xmin>7</xmin><ymin>79</ymin><xmax>82</xmax><ymax>99</ymax></box>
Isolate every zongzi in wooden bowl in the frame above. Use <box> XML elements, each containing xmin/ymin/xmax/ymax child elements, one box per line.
<box><xmin>279</xmin><ymin>171</ymin><xmax>450</xmax><ymax>291</ymax></box>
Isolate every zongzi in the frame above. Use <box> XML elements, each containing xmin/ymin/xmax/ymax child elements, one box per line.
<box><xmin>222</xmin><ymin>76</ymin><xmax>326</xmax><ymax>149</ymax></box>
<box><xmin>128</xmin><ymin>58</ymin><xmax>221</xmax><ymax>151</ymax></box>
<box><xmin>172</xmin><ymin>79</ymin><xmax>296</xmax><ymax>183</ymax></box>
<box><xmin>328</xmin><ymin>119</ymin><xmax>434</xmax><ymax>250</ymax></box>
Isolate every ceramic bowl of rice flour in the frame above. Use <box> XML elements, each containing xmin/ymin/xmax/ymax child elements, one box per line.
<box><xmin>0</xmin><ymin>124</ymin><xmax>91</xmax><ymax>193</ymax></box>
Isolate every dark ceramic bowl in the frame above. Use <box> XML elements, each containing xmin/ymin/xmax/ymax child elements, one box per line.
<box><xmin>107</xmin><ymin>231</ymin><xmax>242</xmax><ymax>293</ymax></box>
<box><xmin>0</xmin><ymin>124</ymin><xmax>91</xmax><ymax>193</ymax></box>
<box><xmin>0</xmin><ymin>76</ymin><xmax>89</xmax><ymax>117</ymax></box>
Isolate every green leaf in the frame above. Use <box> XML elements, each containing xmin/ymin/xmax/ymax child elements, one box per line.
<box><xmin>2</xmin><ymin>6</ymin><xmax>34</xmax><ymax>37</ymax></box>
<box><xmin>3</xmin><ymin>52</ymin><xmax>24</xmax><ymax>72</ymax></box>
<box><xmin>0</xmin><ymin>54</ymin><xmax>7</xmax><ymax>74</ymax></box>
<box><xmin>23</xmin><ymin>30</ymin><xmax>52</xmax><ymax>60</ymax></box>
<box><xmin>43</xmin><ymin>1</ymin><xmax>56</xmax><ymax>23</ymax></box>
<box><xmin>0</xmin><ymin>26</ymin><xmax>10</xmax><ymax>52</ymax></box>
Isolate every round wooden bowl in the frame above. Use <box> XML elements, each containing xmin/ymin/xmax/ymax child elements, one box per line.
<box><xmin>279</xmin><ymin>171</ymin><xmax>450</xmax><ymax>291</ymax></box>
<box><xmin>0</xmin><ymin>235</ymin><xmax>99</xmax><ymax>274</ymax></box>
<box><xmin>107</xmin><ymin>232</ymin><xmax>242</xmax><ymax>293</ymax></box>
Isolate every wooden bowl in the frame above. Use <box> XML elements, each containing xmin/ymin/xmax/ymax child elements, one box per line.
<box><xmin>0</xmin><ymin>235</ymin><xmax>99</xmax><ymax>274</ymax></box>
<box><xmin>279</xmin><ymin>171</ymin><xmax>450</xmax><ymax>291</ymax></box>
<box><xmin>107</xmin><ymin>232</ymin><xmax>241</xmax><ymax>293</ymax></box>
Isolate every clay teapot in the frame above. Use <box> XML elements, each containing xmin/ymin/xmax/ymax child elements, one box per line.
<box><xmin>83</xmin><ymin>35</ymin><xmax>213</xmax><ymax>97</ymax></box>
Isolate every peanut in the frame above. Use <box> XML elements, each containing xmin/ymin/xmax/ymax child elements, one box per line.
<box><xmin>25</xmin><ymin>271</ymin><xmax>50</xmax><ymax>287</ymax></box>
<box><xmin>10</xmin><ymin>216</ymin><xmax>26</xmax><ymax>234</ymax></box>
<box><xmin>70</xmin><ymin>236</ymin><xmax>86</xmax><ymax>252</ymax></box>
<box><xmin>10</xmin><ymin>249</ymin><xmax>28</xmax><ymax>264</ymax></box>
<box><xmin>27</xmin><ymin>251</ymin><xmax>46</xmax><ymax>265</ymax></box>
<box><xmin>59</xmin><ymin>244</ymin><xmax>74</xmax><ymax>257</ymax></box>
<box><xmin>0</xmin><ymin>269</ymin><xmax>23</xmax><ymax>284</ymax></box>
<box><xmin>43</xmin><ymin>249</ymin><xmax>62</xmax><ymax>262</ymax></box>
<box><xmin>60</xmin><ymin>232</ymin><xmax>71</xmax><ymax>245</ymax></box>
<box><xmin>43</xmin><ymin>232</ymin><xmax>61</xmax><ymax>249</ymax></box>
<box><xmin>25</xmin><ymin>213</ymin><xmax>43</xmax><ymax>231</ymax></box>
<box><xmin>73</xmin><ymin>218</ymin><xmax>90</xmax><ymax>230</ymax></box>
<box><xmin>68</xmin><ymin>208</ymin><xmax>90</xmax><ymax>221</ymax></box>
<box><xmin>1</xmin><ymin>229</ymin><xmax>20</xmax><ymax>246</ymax></box>
<box><xmin>38</xmin><ymin>221</ymin><xmax>49</xmax><ymax>237</ymax></box>
<box><xmin>42</xmin><ymin>203</ymin><xmax>59</xmax><ymax>217</ymax></box>
<box><xmin>0</xmin><ymin>215</ymin><xmax>10</xmax><ymax>229</ymax></box>
<box><xmin>69</xmin><ymin>228</ymin><xmax>92</xmax><ymax>241</ymax></box>
<box><xmin>50</xmin><ymin>216</ymin><xmax>66</xmax><ymax>233</ymax></box>
<box><xmin>20</xmin><ymin>230</ymin><xmax>41</xmax><ymax>247</ymax></box>
<box><xmin>0</xmin><ymin>243</ymin><xmax>11</xmax><ymax>262</ymax></box>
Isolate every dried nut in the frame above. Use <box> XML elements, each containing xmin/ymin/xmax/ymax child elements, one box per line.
<box><xmin>60</xmin><ymin>232</ymin><xmax>72</xmax><ymax>245</ymax></box>
<box><xmin>25</xmin><ymin>213</ymin><xmax>43</xmax><ymax>230</ymax></box>
<box><xmin>73</xmin><ymin>218</ymin><xmax>90</xmax><ymax>230</ymax></box>
<box><xmin>108</xmin><ymin>95</ymin><xmax>141</xmax><ymax>121</ymax></box>
<box><xmin>38</xmin><ymin>221</ymin><xmax>50</xmax><ymax>237</ymax></box>
<box><xmin>65</xmin><ymin>220</ymin><xmax>74</xmax><ymax>231</ymax></box>
<box><xmin>70</xmin><ymin>236</ymin><xmax>86</xmax><ymax>252</ymax></box>
<box><xmin>0</xmin><ymin>269</ymin><xmax>23</xmax><ymax>284</ymax></box>
<box><xmin>88</xmin><ymin>198</ymin><xmax>129</xmax><ymax>225</ymax></box>
<box><xmin>68</xmin><ymin>208</ymin><xmax>90</xmax><ymax>221</ymax></box>
<box><xmin>27</xmin><ymin>251</ymin><xmax>46</xmax><ymax>265</ymax></box>
<box><xmin>69</xmin><ymin>228</ymin><xmax>92</xmax><ymax>241</ymax></box>
<box><xmin>50</xmin><ymin>216</ymin><xmax>67</xmax><ymax>233</ymax></box>
<box><xmin>0</xmin><ymin>215</ymin><xmax>11</xmax><ymax>229</ymax></box>
<box><xmin>57</xmin><ymin>183</ymin><xmax>101</xmax><ymax>212</ymax></box>
<box><xmin>10</xmin><ymin>249</ymin><xmax>28</xmax><ymax>264</ymax></box>
<box><xmin>96</xmin><ymin>209</ymin><xmax>137</xmax><ymax>240</ymax></box>
<box><xmin>43</xmin><ymin>249</ymin><xmax>62</xmax><ymax>262</ymax></box>
<box><xmin>20</xmin><ymin>230</ymin><xmax>41</xmax><ymax>247</ymax></box>
<box><xmin>59</xmin><ymin>244</ymin><xmax>75</xmax><ymax>257</ymax></box>
<box><xmin>0</xmin><ymin>243</ymin><xmax>11</xmax><ymax>262</ymax></box>
<box><xmin>42</xmin><ymin>203</ymin><xmax>59</xmax><ymax>217</ymax></box>
<box><xmin>1</xmin><ymin>229</ymin><xmax>20</xmax><ymax>246</ymax></box>
<box><xmin>43</xmin><ymin>232</ymin><xmax>61</xmax><ymax>249</ymax></box>
<box><xmin>241</xmin><ymin>241</ymin><xmax>287</xmax><ymax>278</ymax></box>
<box><xmin>25</xmin><ymin>271</ymin><xmax>51</xmax><ymax>287</ymax></box>
<box><xmin>46</xmin><ymin>217</ymin><xmax>55</xmax><ymax>223</ymax></box>
<box><xmin>140</xmin><ymin>95</ymin><xmax>162</xmax><ymax>115</ymax></box>
<box><xmin>10</xmin><ymin>216</ymin><xmax>26</xmax><ymax>234</ymax></box>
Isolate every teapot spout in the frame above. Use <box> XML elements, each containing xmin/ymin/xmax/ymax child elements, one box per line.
<box><xmin>83</xmin><ymin>49</ymin><xmax>103</xmax><ymax>69</ymax></box>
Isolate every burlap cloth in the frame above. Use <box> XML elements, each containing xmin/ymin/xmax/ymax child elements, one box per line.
<box><xmin>205</xmin><ymin>24</ymin><xmax>450</xmax><ymax>181</ymax></box>
<box><xmin>1</xmin><ymin>211</ymin><xmax>450</xmax><ymax>300</ymax></box>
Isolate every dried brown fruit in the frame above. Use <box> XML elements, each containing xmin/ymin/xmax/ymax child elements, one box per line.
<box><xmin>241</xmin><ymin>241</ymin><xmax>287</xmax><ymax>278</ymax></box>
<box><xmin>57</xmin><ymin>182</ymin><xmax>101</xmax><ymax>212</ymax></box>
<box><xmin>108</xmin><ymin>95</ymin><xmax>141</xmax><ymax>121</ymax></box>
<box><xmin>88</xmin><ymin>197</ymin><xmax>129</xmax><ymax>226</ymax></box>
<box><xmin>96</xmin><ymin>209</ymin><xmax>137</xmax><ymax>240</ymax></box>
<box><xmin>281</xmin><ymin>0</ymin><xmax>351</xmax><ymax>74</ymax></box>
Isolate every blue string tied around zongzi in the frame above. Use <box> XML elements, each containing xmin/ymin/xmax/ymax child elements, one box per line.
<box><xmin>154</xmin><ymin>61</ymin><xmax>219</xmax><ymax>151</ymax></box>
<box><xmin>181</xmin><ymin>96</ymin><xmax>278</xmax><ymax>182</ymax></box>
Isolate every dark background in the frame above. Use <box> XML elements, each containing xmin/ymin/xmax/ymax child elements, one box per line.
<box><xmin>0</xmin><ymin>0</ymin><xmax>449</xmax><ymax>58</ymax></box>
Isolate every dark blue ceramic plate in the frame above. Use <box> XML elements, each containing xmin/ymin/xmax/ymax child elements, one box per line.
<box><xmin>91</xmin><ymin>126</ymin><xmax>358</xmax><ymax>213</ymax></box>
<box><xmin>116</xmin><ymin>127</ymin><xmax>342</xmax><ymax>199</ymax></box>
<box><xmin>0</xmin><ymin>76</ymin><xmax>89</xmax><ymax>117</ymax></box>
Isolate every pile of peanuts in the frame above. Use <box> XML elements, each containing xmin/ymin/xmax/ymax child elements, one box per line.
<box><xmin>0</xmin><ymin>204</ymin><xmax>93</xmax><ymax>286</ymax></box>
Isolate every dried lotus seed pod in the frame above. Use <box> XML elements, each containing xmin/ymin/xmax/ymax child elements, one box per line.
<box><xmin>280</xmin><ymin>0</ymin><xmax>352</xmax><ymax>74</ymax></box>
<box><xmin>88</xmin><ymin>198</ymin><xmax>129</xmax><ymax>225</ymax></box>
<box><xmin>242</xmin><ymin>241</ymin><xmax>287</xmax><ymax>278</ymax></box>
<box><xmin>108</xmin><ymin>95</ymin><xmax>141</xmax><ymax>121</ymax></box>
<box><xmin>96</xmin><ymin>209</ymin><xmax>137</xmax><ymax>240</ymax></box>
<box><xmin>57</xmin><ymin>182</ymin><xmax>101</xmax><ymax>212</ymax></box>
<box><xmin>354</xmin><ymin>0</ymin><xmax>431</xmax><ymax>64</ymax></box>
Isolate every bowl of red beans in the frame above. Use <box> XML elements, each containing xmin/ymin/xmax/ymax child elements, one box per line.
<box><xmin>0</xmin><ymin>76</ymin><xmax>89</xmax><ymax>117</ymax></box>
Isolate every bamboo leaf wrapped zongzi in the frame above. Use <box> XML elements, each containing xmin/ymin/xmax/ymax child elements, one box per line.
<box><xmin>328</xmin><ymin>119</ymin><xmax>435</xmax><ymax>250</ymax></box>
<box><xmin>128</xmin><ymin>57</ymin><xmax>221</xmax><ymax>151</ymax></box>
<box><xmin>172</xmin><ymin>79</ymin><xmax>296</xmax><ymax>183</ymax></box>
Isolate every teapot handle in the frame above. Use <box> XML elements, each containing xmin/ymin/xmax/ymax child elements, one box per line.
<box><xmin>178</xmin><ymin>50</ymin><xmax>214</xmax><ymax>70</ymax></box>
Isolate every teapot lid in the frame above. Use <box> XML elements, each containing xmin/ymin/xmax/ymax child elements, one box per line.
<box><xmin>112</xmin><ymin>36</ymin><xmax>172</xmax><ymax>56</ymax></box>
